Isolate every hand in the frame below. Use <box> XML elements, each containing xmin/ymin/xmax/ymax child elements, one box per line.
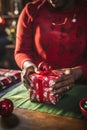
<box><xmin>21</xmin><ymin>67</ymin><xmax>34</xmax><ymax>89</ymax></box>
<box><xmin>50</xmin><ymin>67</ymin><xmax>83</xmax><ymax>96</ymax></box>
<box><xmin>21</xmin><ymin>61</ymin><xmax>37</xmax><ymax>90</ymax></box>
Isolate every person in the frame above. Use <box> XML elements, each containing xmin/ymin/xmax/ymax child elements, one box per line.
<box><xmin>14</xmin><ymin>0</ymin><xmax>87</xmax><ymax>97</ymax></box>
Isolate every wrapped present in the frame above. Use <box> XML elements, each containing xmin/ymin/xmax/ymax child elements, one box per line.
<box><xmin>29</xmin><ymin>62</ymin><xmax>63</xmax><ymax>105</ymax></box>
<box><xmin>0</xmin><ymin>76</ymin><xmax>12</xmax><ymax>90</ymax></box>
<box><xmin>0</xmin><ymin>69</ymin><xmax>21</xmax><ymax>81</ymax></box>
<box><xmin>0</xmin><ymin>69</ymin><xmax>21</xmax><ymax>91</ymax></box>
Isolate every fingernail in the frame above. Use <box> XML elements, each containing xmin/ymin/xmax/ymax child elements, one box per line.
<box><xmin>66</xmin><ymin>86</ymin><xmax>70</xmax><ymax>90</ymax></box>
<box><xmin>50</xmin><ymin>93</ymin><xmax>54</xmax><ymax>96</ymax></box>
<box><xmin>49</xmin><ymin>80</ymin><xmax>55</xmax><ymax>86</ymax></box>
<box><xmin>55</xmin><ymin>94</ymin><xmax>59</xmax><ymax>97</ymax></box>
<box><xmin>64</xmin><ymin>69</ymin><xmax>70</xmax><ymax>75</ymax></box>
<box><xmin>48</xmin><ymin>87</ymin><xmax>53</xmax><ymax>91</ymax></box>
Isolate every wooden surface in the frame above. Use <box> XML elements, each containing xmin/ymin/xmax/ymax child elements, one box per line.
<box><xmin>0</xmin><ymin>108</ymin><xmax>87</xmax><ymax>130</ymax></box>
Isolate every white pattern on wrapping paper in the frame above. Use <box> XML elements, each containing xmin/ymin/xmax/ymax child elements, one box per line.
<box><xmin>44</xmin><ymin>88</ymin><xmax>49</xmax><ymax>92</ymax></box>
<box><xmin>49</xmin><ymin>80</ymin><xmax>55</xmax><ymax>87</ymax></box>
<box><xmin>43</xmin><ymin>77</ymin><xmax>49</xmax><ymax>81</ymax></box>
<box><xmin>43</xmin><ymin>91</ymin><xmax>47</xmax><ymax>97</ymax></box>
<box><xmin>36</xmin><ymin>94</ymin><xmax>40</xmax><ymax>101</ymax></box>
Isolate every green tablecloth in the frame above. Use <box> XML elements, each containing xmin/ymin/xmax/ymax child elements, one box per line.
<box><xmin>0</xmin><ymin>83</ymin><xmax>87</xmax><ymax>119</ymax></box>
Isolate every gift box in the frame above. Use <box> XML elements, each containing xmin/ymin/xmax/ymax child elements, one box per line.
<box><xmin>29</xmin><ymin>62</ymin><xmax>62</xmax><ymax>105</ymax></box>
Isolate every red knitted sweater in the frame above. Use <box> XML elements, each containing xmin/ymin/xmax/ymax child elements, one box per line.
<box><xmin>14</xmin><ymin>0</ymin><xmax>87</xmax><ymax>81</ymax></box>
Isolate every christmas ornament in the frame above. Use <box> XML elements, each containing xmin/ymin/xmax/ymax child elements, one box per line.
<box><xmin>0</xmin><ymin>17</ymin><xmax>6</xmax><ymax>25</ymax></box>
<box><xmin>0</xmin><ymin>98</ymin><xmax>14</xmax><ymax>116</ymax></box>
<box><xmin>83</xmin><ymin>101</ymin><xmax>87</xmax><ymax>110</ymax></box>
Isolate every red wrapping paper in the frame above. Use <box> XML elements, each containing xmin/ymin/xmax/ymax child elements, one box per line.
<box><xmin>29</xmin><ymin>69</ymin><xmax>62</xmax><ymax>105</ymax></box>
<box><xmin>0</xmin><ymin>69</ymin><xmax>21</xmax><ymax>90</ymax></box>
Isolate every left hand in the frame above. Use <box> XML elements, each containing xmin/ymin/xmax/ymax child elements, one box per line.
<box><xmin>50</xmin><ymin>67</ymin><xmax>83</xmax><ymax>96</ymax></box>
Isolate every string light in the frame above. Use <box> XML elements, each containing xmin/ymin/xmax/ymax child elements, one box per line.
<box><xmin>52</xmin><ymin>17</ymin><xmax>68</xmax><ymax>26</ymax></box>
<box><xmin>51</xmin><ymin>14</ymin><xmax>77</xmax><ymax>26</ymax></box>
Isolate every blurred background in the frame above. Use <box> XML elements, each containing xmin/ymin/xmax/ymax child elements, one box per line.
<box><xmin>0</xmin><ymin>0</ymin><xmax>32</xmax><ymax>69</ymax></box>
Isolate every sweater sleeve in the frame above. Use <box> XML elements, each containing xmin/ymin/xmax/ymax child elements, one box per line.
<box><xmin>14</xmin><ymin>2</ymin><xmax>40</xmax><ymax>69</ymax></box>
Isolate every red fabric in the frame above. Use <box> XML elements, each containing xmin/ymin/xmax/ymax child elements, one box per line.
<box><xmin>29</xmin><ymin>70</ymin><xmax>62</xmax><ymax>104</ymax></box>
<box><xmin>14</xmin><ymin>0</ymin><xmax>87</xmax><ymax>80</ymax></box>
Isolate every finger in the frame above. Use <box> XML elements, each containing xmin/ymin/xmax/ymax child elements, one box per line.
<box><xmin>55</xmin><ymin>74</ymin><xmax>72</xmax><ymax>83</ymax></box>
<box><xmin>66</xmin><ymin>84</ymin><xmax>73</xmax><ymax>90</ymax></box>
<box><xmin>52</xmin><ymin>76</ymin><xmax>74</xmax><ymax>91</ymax></box>
<box><xmin>63</xmin><ymin>69</ymin><xmax>71</xmax><ymax>75</ymax></box>
<box><xmin>52</xmin><ymin>86</ymin><xmax>68</xmax><ymax>96</ymax></box>
<box><xmin>66</xmin><ymin>86</ymin><xmax>70</xmax><ymax>90</ymax></box>
<box><xmin>52</xmin><ymin>84</ymin><xmax>73</xmax><ymax>96</ymax></box>
<box><xmin>21</xmin><ymin>71</ymin><xmax>32</xmax><ymax>89</ymax></box>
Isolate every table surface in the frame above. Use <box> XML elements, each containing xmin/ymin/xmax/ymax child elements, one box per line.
<box><xmin>0</xmin><ymin>108</ymin><xmax>87</xmax><ymax>130</ymax></box>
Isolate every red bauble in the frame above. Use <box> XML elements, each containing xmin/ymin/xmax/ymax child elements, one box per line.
<box><xmin>0</xmin><ymin>98</ymin><xmax>14</xmax><ymax>116</ymax></box>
